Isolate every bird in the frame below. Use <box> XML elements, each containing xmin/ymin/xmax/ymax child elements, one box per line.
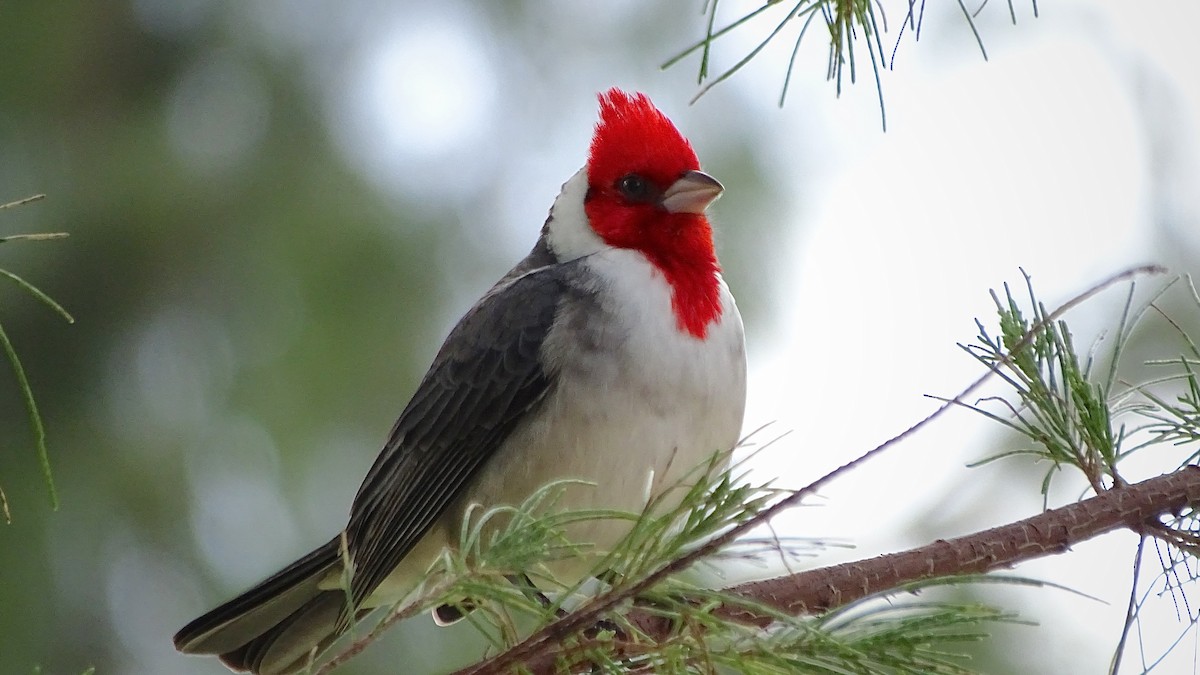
<box><xmin>173</xmin><ymin>87</ymin><xmax>747</xmax><ymax>675</ymax></box>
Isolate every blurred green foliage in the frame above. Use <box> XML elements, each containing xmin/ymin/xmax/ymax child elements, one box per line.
<box><xmin>0</xmin><ymin>5</ymin><xmax>447</xmax><ymax>673</ymax></box>
<box><xmin>0</xmin><ymin>3</ymin><xmax>784</xmax><ymax>674</ymax></box>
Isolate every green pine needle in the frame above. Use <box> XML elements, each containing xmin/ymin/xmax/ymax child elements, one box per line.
<box><xmin>329</xmin><ymin>445</ymin><xmax>1013</xmax><ymax>674</ymax></box>
<box><xmin>1</xmin><ymin>193</ymin><xmax>70</xmax><ymax>518</ymax></box>
<box><xmin>0</xmin><ymin>318</ymin><xmax>58</xmax><ymax>515</ymax></box>
<box><xmin>951</xmin><ymin>270</ymin><xmax>1130</xmax><ymax>497</ymax></box>
<box><xmin>663</xmin><ymin>1</ymin><xmax>1041</xmax><ymax>129</ymax></box>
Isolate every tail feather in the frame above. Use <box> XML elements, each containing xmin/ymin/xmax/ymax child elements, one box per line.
<box><xmin>174</xmin><ymin>538</ymin><xmax>346</xmax><ymax>672</ymax></box>
<box><xmin>218</xmin><ymin>592</ymin><xmax>346</xmax><ymax>675</ymax></box>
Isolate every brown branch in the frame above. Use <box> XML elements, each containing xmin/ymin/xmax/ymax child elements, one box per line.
<box><xmin>461</xmin><ymin>466</ymin><xmax>1200</xmax><ymax>674</ymax></box>
<box><xmin>720</xmin><ymin>466</ymin><xmax>1200</xmax><ymax>620</ymax></box>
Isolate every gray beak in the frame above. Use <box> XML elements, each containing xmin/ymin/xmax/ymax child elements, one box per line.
<box><xmin>659</xmin><ymin>170</ymin><xmax>724</xmax><ymax>215</ymax></box>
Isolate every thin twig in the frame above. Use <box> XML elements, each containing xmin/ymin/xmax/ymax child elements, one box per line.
<box><xmin>1111</xmin><ymin>535</ymin><xmax>1144</xmax><ymax>674</ymax></box>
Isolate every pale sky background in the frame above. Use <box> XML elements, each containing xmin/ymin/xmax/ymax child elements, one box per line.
<box><xmin>733</xmin><ymin>2</ymin><xmax>1200</xmax><ymax>673</ymax></box>
<box><xmin>118</xmin><ymin>0</ymin><xmax>1200</xmax><ymax>672</ymax></box>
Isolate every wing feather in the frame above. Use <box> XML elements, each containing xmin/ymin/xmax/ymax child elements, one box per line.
<box><xmin>343</xmin><ymin>263</ymin><xmax>572</xmax><ymax>606</ymax></box>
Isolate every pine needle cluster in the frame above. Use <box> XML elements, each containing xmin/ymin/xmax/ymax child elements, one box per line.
<box><xmin>0</xmin><ymin>193</ymin><xmax>71</xmax><ymax>521</ymax></box>
<box><xmin>321</xmin><ymin>451</ymin><xmax>1014</xmax><ymax>674</ymax></box>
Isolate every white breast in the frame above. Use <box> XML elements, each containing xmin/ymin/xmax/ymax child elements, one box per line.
<box><xmin>475</xmin><ymin>247</ymin><xmax>747</xmax><ymax>577</ymax></box>
<box><xmin>363</xmin><ymin>248</ymin><xmax>747</xmax><ymax>605</ymax></box>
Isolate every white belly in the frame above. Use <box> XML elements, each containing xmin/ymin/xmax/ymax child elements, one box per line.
<box><xmin>468</xmin><ymin>248</ymin><xmax>745</xmax><ymax>576</ymax></box>
<box><xmin>363</xmin><ymin>248</ymin><xmax>746</xmax><ymax>603</ymax></box>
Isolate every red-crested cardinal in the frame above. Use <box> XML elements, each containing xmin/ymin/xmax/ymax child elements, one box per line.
<box><xmin>174</xmin><ymin>88</ymin><xmax>746</xmax><ymax>674</ymax></box>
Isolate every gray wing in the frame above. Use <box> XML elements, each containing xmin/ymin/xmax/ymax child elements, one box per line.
<box><xmin>343</xmin><ymin>261</ymin><xmax>570</xmax><ymax>606</ymax></box>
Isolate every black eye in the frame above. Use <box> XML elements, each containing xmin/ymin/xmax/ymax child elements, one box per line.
<box><xmin>616</xmin><ymin>173</ymin><xmax>656</xmax><ymax>203</ymax></box>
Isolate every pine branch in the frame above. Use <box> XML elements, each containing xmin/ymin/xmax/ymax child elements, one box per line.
<box><xmin>459</xmin><ymin>468</ymin><xmax>1200</xmax><ymax>674</ymax></box>
<box><xmin>721</xmin><ymin>466</ymin><xmax>1200</xmax><ymax>620</ymax></box>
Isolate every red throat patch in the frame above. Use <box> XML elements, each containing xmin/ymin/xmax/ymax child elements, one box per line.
<box><xmin>584</xmin><ymin>88</ymin><xmax>723</xmax><ymax>339</ymax></box>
